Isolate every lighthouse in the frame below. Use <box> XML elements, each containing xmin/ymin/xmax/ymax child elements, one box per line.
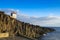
<box><xmin>11</xmin><ymin>11</ymin><xmax>17</xmax><ymax>18</ymax></box>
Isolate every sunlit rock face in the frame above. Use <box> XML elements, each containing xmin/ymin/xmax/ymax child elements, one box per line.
<box><xmin>0</xmin><ymin>11</ymin><xmax>55</xmax><ymax>39</ymax></box>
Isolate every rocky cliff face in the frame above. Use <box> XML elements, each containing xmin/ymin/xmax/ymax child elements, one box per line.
<box><xmin>0</xmin><ymin>11</ymin><xmax>55</xmax><ymax>39</ymax></box>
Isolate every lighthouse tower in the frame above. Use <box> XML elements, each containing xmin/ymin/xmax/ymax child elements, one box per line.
<box><xmin>11</xmin><ymin>11</ymin><xmax>17</xmax><ymax>19</ymax></box>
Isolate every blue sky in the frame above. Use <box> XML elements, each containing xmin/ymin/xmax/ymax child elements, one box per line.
<box><xmin>0</xmin><ymin>0</ymin><xmax>60</xmax><ymax>27</ymax></box>
<box><xmin>0</xmin><ymin>0</ymin><xmax>60</xmax><ymax>17</ymax></box>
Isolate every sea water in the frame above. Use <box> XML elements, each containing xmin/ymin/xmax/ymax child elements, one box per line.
<box><xmin>40</xmin><ymin>27</ymin><xmax>60</xmax><ymax>40</ymax></box>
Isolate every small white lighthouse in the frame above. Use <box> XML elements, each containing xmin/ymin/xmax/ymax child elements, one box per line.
<box><xmin>11</xmin><ymin>11</ymin><xmax>17</xmax><ymax>18</ymax></box>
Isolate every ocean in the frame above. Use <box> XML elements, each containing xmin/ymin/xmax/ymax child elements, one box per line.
<box><xmin>39</xmin><ymin>27</ymin><xmax>60</xmax><ymax>40</ymax></box>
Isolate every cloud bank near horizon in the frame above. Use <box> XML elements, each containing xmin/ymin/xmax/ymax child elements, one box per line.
<box><xmin>0</xmin><ymin>9</ymin><xmax>60</xmax><ymax>27</ymax></box>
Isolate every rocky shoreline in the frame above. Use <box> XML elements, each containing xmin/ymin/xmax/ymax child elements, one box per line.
<box><xmin>0</xmin><ymin>11</ymin><xmax>55</xmax><ymax>40</ymax></box>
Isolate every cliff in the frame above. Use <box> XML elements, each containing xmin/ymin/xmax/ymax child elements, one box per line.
<box><xmin>0</xmin><ymin>11</ymin><xmax>55</xmax><ymax>39</ymax></box>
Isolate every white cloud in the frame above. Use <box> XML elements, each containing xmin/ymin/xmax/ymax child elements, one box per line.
<box><xmin>0</xmin><ymin>8</ymin><xmax>60</xmax><ymax>27</ymax></box>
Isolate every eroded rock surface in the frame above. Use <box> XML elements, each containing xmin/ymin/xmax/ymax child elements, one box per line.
<box><xmin>0</xmin><ymin>11</ymin><xmax>55</xmax><ymax>39</ymax></box>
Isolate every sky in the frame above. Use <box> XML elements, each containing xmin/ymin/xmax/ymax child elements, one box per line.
<box><xmin>0</xmin><ymin>0</ymin><xmax>60</xmax><ymax>27</ymax></box>
<box><xmin>0</xmin><ymin>0</ymin><xmax>60</xmax><ymax>17</ymax></box>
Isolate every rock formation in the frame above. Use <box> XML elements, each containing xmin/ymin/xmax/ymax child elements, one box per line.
<box><xmin>0</xmin><ymin>11</ymin><xmax>55</xmax><ymax>39</ymax></box>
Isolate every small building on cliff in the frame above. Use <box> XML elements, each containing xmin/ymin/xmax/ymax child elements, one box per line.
<box><xmin>11</xmin><ymin>11</ymin><xmax>17</xmax><ymax>18</ymax></box>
